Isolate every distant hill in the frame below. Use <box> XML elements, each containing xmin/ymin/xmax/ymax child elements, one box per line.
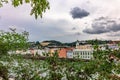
<box><xmin>41</xmin><ymin>40</ymin><xmax>80</xmax><ymax>47</ymax></box>
<box><xmin>41</xmin><ymin>40</ymin><xmax>63</xmax><ymax>46</ymax></box>
<box><xmin>63</xmin><ymin>41</ymin><xmax>76</xmax><ymax>47</ymax></box>
<box><xmin>40</xmin><ymin>39</ymin><xmax>112</xmax><ymax>47</ymax></box>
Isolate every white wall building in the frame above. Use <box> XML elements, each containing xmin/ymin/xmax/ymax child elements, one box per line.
<box><xmin>73</xmin><ymin>48</ymin><xmax>93</xmax><ymax>60</ymax></box>
<box><xmin>99</xmin><ymin>44</ymin><xmax>106</xmax><ymax>51</ymax></box>
<box><xmin>67</xmin><ymin>50</ymin><xmax>73</xmax><ymax>58</ymax></box>
<box><xmin>74</xmin><ymin>41</ymin><xmax>93</xmax><ymax>60</ymax></box>
<box><xmin>107</xmin><ymin>44</ymin><xmax>119</xmax><ymax>51</ymax></box>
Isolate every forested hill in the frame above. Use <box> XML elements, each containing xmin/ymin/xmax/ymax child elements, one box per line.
<box><xmin>42</xmin><ymin>40</ymin><xmax>63</xmax><ymax>46</ymax></box>
<box><xmin>41</xmin><ymin>39</ymin><xmax>111</xmax><ymax>47</ymax></box>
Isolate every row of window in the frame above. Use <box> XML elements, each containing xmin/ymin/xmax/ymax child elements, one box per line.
<box><xmin>73</xmin><ymin>55</ymin><xmax>93</xmax><ymax>59</ymax></box>
<box><xmin>73</xmin><ymin>51</ymin><xmax>93</xmax><ymax>56</ymax></box>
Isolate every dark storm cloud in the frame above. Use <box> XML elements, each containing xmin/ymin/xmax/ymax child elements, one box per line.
<box><xmin>70</xmin><ymin>7</ymin><xmax>90</xmax><ymax>19</ymax></box>
<box><xmin>83</xmin><ymin>17</ymin><xmax>120</xmax><ymax>34</ymax></box>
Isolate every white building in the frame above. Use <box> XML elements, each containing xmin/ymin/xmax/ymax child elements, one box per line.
<box><xmin>67</xmin><ymin>50</ymin><xmax>73</xmax><ymax>58</ymax></box>
<box><xmin>73</xmin><ymin>48</ymin><xmax>93</xmax><ymax>60</ymax></box>
<box><xmin>107</xmin><ymin>44</ymin><xmax>119</xmax><ymax>51</ymax></box>
<box><xmin>99</xmin><ymin>44</ymin><xmax>106</xmax><ymax>51</ymax></box>
<box><xmin>73</xmin><ymin>40</ymin><xmax>93</xmax><ymax>59</ymax></box>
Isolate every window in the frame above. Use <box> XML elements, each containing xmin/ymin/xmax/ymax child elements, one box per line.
<box><xmin>88</xmin><ymin>56</ymin><xmax>89</xmax><ymax>59</ymax></box>
<box><xmin>87</xmin><ymin>52</ymin><xmax>88</xmax><ymax>56</ymax></box>
<box><xmin>83</xmin><ymin>51</ymin><xmax>84</xmax><ymax>55</ymax></box>
<box><xmin>88</xmin><ymin>52</ymin><xmax>90</xmax><ymax>56</ymax></box>
<box><xmin>80</xmin><ymin>51</ymin><xmax>82</xmax><ymax>55</ymax></box>
<box><xmin>75</xmin><ymin>52</ymin><xmax>76</xmax><ymax>55</ymax></box>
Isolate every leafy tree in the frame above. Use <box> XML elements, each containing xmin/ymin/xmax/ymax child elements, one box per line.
<box><xmin>0</xmin><ymin>0</ymin><xmax>50</xmax><ymax>19</ymax></box>
<box><xmin>0</xmin><ymin>28</ymin><xmax>29</xmax><ymax>55</ymax></box>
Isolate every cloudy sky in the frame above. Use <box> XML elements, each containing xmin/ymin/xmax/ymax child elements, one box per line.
<box><xmin>0</xmin><ymin>0</ymin><xmax>120</xmax><ymax>42</ymax></box>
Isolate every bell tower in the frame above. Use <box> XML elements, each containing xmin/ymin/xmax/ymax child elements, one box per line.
<box><xmin>76</xmin><ymin>40</ymin><xmax>79</xmax><ymax>49</ymax></box>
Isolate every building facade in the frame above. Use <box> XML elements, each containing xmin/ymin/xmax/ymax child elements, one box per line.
<box><xmin>73</xmin><ymin>48</ymin><xmax>93</xmax><ymax>59</ymax></box>
<box><xmin>67</xmin><ymin>50</ymin><xmax>73</xmax><ymax>58</ymax></box>
<box><xmin>74</xmin><ymin>41</ymin><xmax>93</xmax><ymax>59</ymax></box>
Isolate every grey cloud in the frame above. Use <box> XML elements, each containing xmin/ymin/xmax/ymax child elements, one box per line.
<box><xmin>107</xmin><ymin>20</ymin><xmax>116</xmax><ymax>23</ymax></box>
<box><xmin>107</xmin><ymin>31</ymin><xmax>120</xmax><ymax>37</ymax></box>
<box><xmin>107</xmin><ymin>34</ymin><xmax>120</xmax><ymax>37</ymax></box>
<box><xmin>1</xmin><ymin>17</ymin><xmax>79</xmax><ymax>42</ymax></box>
<box><xmin>108</xmin><ymin>23</ymin><xmax>120</xmax><ymax>32</ymax></box>
<box><xmin>83</xmin><ymin>26</ymin><xmax>109</xmax><ymax>34</ymax></box>
<box><xmin>75</xmin><ymin>32</ymin><xmax>81</xmax><ymax>35</ymax></box>
<box><xmin>83</xmin><ymin>17</ymin><xmax>120</xmax><ymax>34</ymax></box>
<box><xmin>70</xmin><ymin>7</ymin><xmax>90</xmax><ymax>19</ymax></box>
<box><xmin>72</xmin><ymin>27</ymin><xmax>76</xmax><ymax>30</ymax></box>
<box><xmin>94</xmin><ymin>16</ymin><xmax>107</xmax><ymax>21</ymax></box>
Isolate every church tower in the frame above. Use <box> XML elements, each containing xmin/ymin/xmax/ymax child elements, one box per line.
<box><xmin>76</xmin><ymin>40</ymin><xmax>79</xmax><ymax>49</ymax></box>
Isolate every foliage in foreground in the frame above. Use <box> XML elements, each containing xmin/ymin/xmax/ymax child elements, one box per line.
<box><xmin>0</xmin><ymin>49</ymin><xmax>120</xmax><ymax>80</ymax></box>
<box><xmin>0</xmin><ymin>54</ymin><xmax>49</xmax><ymax>80</ymax></box>
<box><xmin>0</xmin><ymin>0</ymin><xmax>50</xmax><ymax>19</ymax></box>
<box><xmin>0</xmin><ymin>29</ymin><xmax>28</xmax><ymax>55</ymax></box>
<box><xmin>0</xmin><ymin>38</ymin><xmax>120</xmax><ymax>79</ymax></box>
